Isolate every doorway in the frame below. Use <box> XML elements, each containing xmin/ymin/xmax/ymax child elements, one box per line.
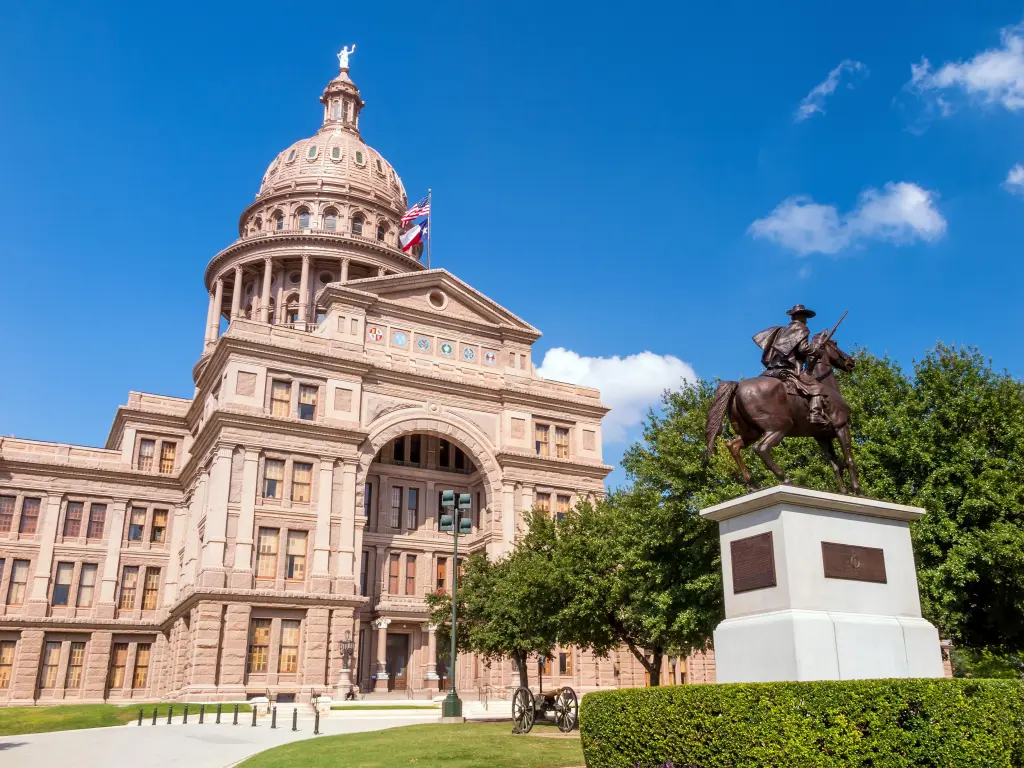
<box><xmin>385</xmin><ymin>634</ymin><xmax>409</xmax><ymax>691</ymax></box>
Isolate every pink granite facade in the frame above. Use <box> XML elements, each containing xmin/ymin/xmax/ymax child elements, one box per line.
<box><xmin>0</xmin><ymin>55</ymin><xmax>705</xmax><ymax>705</ymax></box>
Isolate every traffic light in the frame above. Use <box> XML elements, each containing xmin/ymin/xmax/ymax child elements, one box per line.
<box><xmin>458</xmin><ymin>493</ymin><xmax>472</xmax><ymax>533</ymax></box>
<box><xmin>439</xmin><ymin>490</ymin><xmax>455</xmax><ymax>532</ymax></box>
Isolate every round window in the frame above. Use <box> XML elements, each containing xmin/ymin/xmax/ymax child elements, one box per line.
<box><xmin>319</xmin><ymin>272</ymin><xmax>333</xmax><ymax>284</ymax></box>
<box><xmin>289</xmin><ymin>271</ymin><xmax>300</xmax><ymax>284</ymax></box>
<box><xmin>428</xmin><ymin>290</ymin><xmax>447</xmax><ymax>309</ymax></box>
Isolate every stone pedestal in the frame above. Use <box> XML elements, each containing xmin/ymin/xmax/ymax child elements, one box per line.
<box><xmin>700</xmin><ymin>486</ymin><xmax>944</xmax><ymax>683</ymax></box>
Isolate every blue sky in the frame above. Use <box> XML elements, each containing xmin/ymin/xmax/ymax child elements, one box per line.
<box><xmin>1</xmin><ymin>1</ymin><xmax>1022</xmax><ymax>488</ymax></box>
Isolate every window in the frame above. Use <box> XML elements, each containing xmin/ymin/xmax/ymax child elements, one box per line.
<box><xmin>306</xmin><ymin>144</ymin><xmax>317</xmax><ymax>160</ymax></box>
<box><xmin>390</xmin><ymin>487</ymin><xmax>401</xmax><ymax>528</ymax></box>
<box><xmin>137</xmin><ymin>439</ymin><xmax>155</xmax><ymax>471</ymax></box>
<box><xmin>476</xmin><ymin>492</ymin><xmax>482</xmax><ymax>527</ymax></box>
<box><xmin>363</xmin><ymin>483</ymin><xmax>372</xmax><ymax>518</ymax></box>
<box><xmin>52</xmin><ymin>562</ymin><xmax>73</xmax><ymax>606</ymax></box>
<box><xmin>151</xmin><ymin>509</ymin><xmax>167</xmax><ymax>543</ymax></box>
<box><xmin>87</xmin><ymin>504</ymin><xmax>106</xmax><ymax>539</ymax></box>
<box><xmin>65</xmin><ymin>641</ymin><xmax>86</xmax><ymax>689</ymax></box>
<box><xmin>291</xmin><ymin>462</ymin><xmax>312</xmax><ymax>503</ymax></box>
<box><xmin>405</xmin><ymin>554</ymin><xmax>417</xmax><ymax>596</ymax></box>
<box><xmin>298</xmin><ymin>210</ymin><xmax>310</xmax><ymax>228</ymax></box>
<box><xmin>247</xmin><ymin>618</ymin><xmax>271</xmax><ymax>673</ymax></box>
<box><xmin>409</xmin><ymin>434</ymin><xmax>421</xmax><ymax>465</ymax></box>
<box><xmin>359</xmin><ymin>550</ymin><xmax>369</xmax><ymax>597</ymax></box>
<box><xmin>286</xmin><ymin>149</ymin><xmax>297</xmax><ymax>162</ymax></box>
<box><xmin>355</xmin><ymin>150</ymin><xmax>364</xmax><ymax>165</ymax></box>
<box><xmin>332</xmin><ymin>101</ymin><xmax>341</xmax><ymax>119</ymax></box>
<box><xmin>454</xmin><ymin>447</ymin><xmax>465</xmax><ymax>471</ymax></box>
<box><xmin>255</xmin><ymin>528</ymin><xmax>279</xmax><ymax>578</ymax></box>
<box><xmin>535</xmin><ymin>493</ymin><xmax>551</xmax><ymax>514</ymax></box>
<box><xmin>351</xmin><ymin>215</ymin><xmax>364</xmax><ymax>236</ymax></box>
<box><xmin>559</xmin><ymin>651</ymin><xmax>573</xmax><ymax>676</ymax></box>
<box><xmin>270</xmin><ymin>380</ymin><xmax>291</xmax><ymax>417</ymax></box>
<box><xmin>298</xmin><ymin>385</ymin><xmax>317</xmax><ymax>420</ymax></box>
<box><xmin>64</xmin><ymin>502</ymin><xmax>83</xmax><ymax>537</ymax></box>
<box><xmin>275</xmin><ymin>213</ymin><xmax>284</xmax><ymax>230</ymax></box>
<box><xmin>393</xmin><ymin>437</ymin><xmax>405</xmax><ymax>463</ymax></box>
<box><xmin>556</xmin><ymin>495</ymin><xmax>571</xmax><ymax>521</ymax></box>
<box><xmin>325</xmin><ymin>212</ymin><xmax>338</xmax><ymax>231</ymax></box>
<box><xmin>19</xmin><ymin>497</ymin><xmax>40</xmax><ymax>534</ymax></box>
<box><xmin>535</xmin><ymin>424</ymin><xmax>550</xmax><ymax>457</ymax></box>
<box><xmin>376</xmin><ymin>224</ymin><xmax>385</xmax><ymax>241</ymax></box>
<box><xmin>128</xmin><ymin>507</ymin><xmax>146</xmax><ymax>541</ymax></box>
<box><xmin>263</xmin><ymin>459</ymin><xmax>285</xmax><ymax>499</ymax></box>
<box><xmin>119</xmin><ymin>566</ymin><xmax>139</xmax><ymax>610</ymax></box>
<box><xmin>7</xmin><ymin>560</ymin><xmax>28</xmax><ymax>605</ymax></box>
<box><xmin>439</xmin><ymin>439</ymin><xmax>450</xmax><ymax>467</ymax></box>
<box><xmin>407</xmin><ymin>488</ymin><xmax>419</xmax><ymax>530</ymax></box>
<box><xmin>279</xmin><ymin>620</ymin><xmax>300</xmax><ymax>673</ymax></box>
<box><xmin>77</xmin><ymin>564</ymin><xmax>97</xmax><ymax>607</ymax></box>
<box><xmin>0</xmin><ymin>641</ymin><xmax>13</xmax><ymax>689</ymax></box>
<box><xmin>108</xmin><ymin>643</ymin><xmax>129</xmax><ymax>689</ymax></box>
<box><xmin>0</xmin><ymin>496</ymin><xmax>12</xmax><ymax>533</ymax></box>
<box><xmin>286</xmin><ymin>531</ymin><xmax>306</xmax><ymax>580</ymax></box>
<box><xmin>40</xmin><ymin>641</ymin><xmax>61</xmax><ymax>688</ymax></box>
<box><xmin>133</xmin><ymin>643</ymin><xmax>151</xmax><ymax>688</ymax></box>
<box><xmin>436</xmin><ymin>557</ymin><xmax>447</xmax><ymax>591</ymax></box>
<box><xmin>331</xmin><ymin>145</ymin><xmax>341</xmax><ymax>160</ymax></box>
<box><xmin>159</xmin><ymin>443</ymin><xmax>176</xmax><ymax>474</ymax></box>
<box><xmin>389</xmin><ymin>553</ymin><xmax>400</xmax><ymax>594</ymax></box>
<box><xmin>142</xmin><ymin>568</ymin><xmax>160</xmax><ymax>610</ymax></box>
<box><xmin>555</xmin><ymin>427</ymin><xmax>570</xmax><ymax>459</ymax></box>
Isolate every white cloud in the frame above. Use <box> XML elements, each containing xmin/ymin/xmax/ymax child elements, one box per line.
<box><xmin>909</xmin><ymin>22</ymin><xmax>1024</xmax><ymax>112</ymax></box>
<box><xmin>749</xmin><ymin>182</ymin><xmax>947</xmax><ymax>256</ymax></box>
<box><xmin>1004</xmin><ymin>163</ymin><xmax>1024</xmax><ymax>194</ymax></box>
<box><xmin>537</xmin><ymin>348</ymin><xmax>696</xmax><ymax>443</ymax></box>
<box><xmin>795</xmin><ymin>60</ymin><xmax>867</xmax><ymax>122</ymax></box>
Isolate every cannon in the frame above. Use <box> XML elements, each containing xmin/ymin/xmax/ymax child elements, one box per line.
<box><xmin>511</xmin><ymin>685</ymin><xmax>578</xmax><ymax>734</ymax></box>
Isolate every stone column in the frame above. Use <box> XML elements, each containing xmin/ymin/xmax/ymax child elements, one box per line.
<box><xmin>26</xmin><ymin>495</ymin><xmax>62</xmax><ymax>615</ymax></box>
<box><xmin>377</xmin><ymin>473</ymin><xmax>389</xmax><ymax>530</ymax></box>
<box><xmin>501</xmin><ymin>481</ymin><xmax>516</xmax><ymax>554</ymax></box>
<box><xmin>311</xmin><ymin>458</ymin><xmax>333</xmax><ymax>592</ymax></box>
<box><xmin>259</xmin><ymin>257</ymin><xmax>272</xmax><ymax>323</ymax></box>
<box><xmin>299</xmin><ymin>254</ymin><xmax>311</xmax><ymax>324</ymax></box>
<box><xmin>82</xmin><ymin>631</ymin><xmax>113</xmax><ymax>702</ymax></box>
<box><xmin>424</xmin><ymin>624</ymin><xmax>439</xmax><ymax>681</ymax></box>
<box><xmin>207</xmin><ymin>277</ymin><xmax>224</xmax><ymax>343</ymax></box>
<box><xmin>218</xmin><ymin>603</ymin><xmax>251</xmax><ymax>694</ymax></box>
<box><xmin>162</xmin><ymin>506</ymin><xmax>187</xmax><ymax>606</ymax></box>
<box><xmin>204</xmin><ymin>290</ymin><xmax>217</xmax><ymax>346</ymax></box>
<box><xmin>230</xmin><ymin>266</ymin><xmax>243</xmax><ymax>320</ymax></box>
<box><xmin>96</xmin><ymin>500</ymin><xmax>128</xmax><ymax>618</ymax></box>
<box><xmin>9</xmin><ymin>629</ymin><xmax>44</xmax><ymax>704</ymax></box>
<box><xmin>199</xmin><ymin>445</ymin><xmax>232</xmax><ymax>588</ymax></box>
<box><xmin>336</xmin><ymin>462</ymin><xmax>357</xmax><ymax>591</ymax></box>
<box><xmin>373</xmin><ymin>618</ymin><xmax>390</xmax><ymax>691</ymax></box>
<box><xmin>190</xmin><ymin>601</ymin><xmax>223</xmax><ymax>695</ymax></box>
<box><xmin>230</xmin><ymin>449</ymin><xmax>259</xmax><ymax>589</ymax></box>
<box><xmin>303</xmin><ymin>607</ymin><xmax>330</xmax><ymax>688</ymax></box>
<box><xmin>425</xmin><ymin>481</ymin><xmax>436</xmax><ymax>532</ymax></box>
<box><xmin>340</xmin><ymin>257</ymin><xmax>350</xmax><ymax>283</ymax></box>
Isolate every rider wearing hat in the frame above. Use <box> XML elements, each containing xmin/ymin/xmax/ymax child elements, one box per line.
<box><xmin>753</xmin><ymin>304</ymin><xmax>829</xmax><ymax>425</ymax></box>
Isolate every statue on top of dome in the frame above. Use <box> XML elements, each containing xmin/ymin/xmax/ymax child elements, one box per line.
<box><xmin>337</xmin><ymin>45</ymin><xmax>356</xmax><ymax>71</ymax></box>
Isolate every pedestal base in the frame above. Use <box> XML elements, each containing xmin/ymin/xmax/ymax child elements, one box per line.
<box><xmin>713</xmin><ymin>609</ymin><xmax>944</xmax><ymax>683</ymax></box>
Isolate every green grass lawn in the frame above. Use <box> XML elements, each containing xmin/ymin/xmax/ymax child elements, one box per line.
<box><xmin>239</xmin><ymin>722</ymin><xmax>583</xmax><ymax>768</ymax></box>
<box><xmin>330</xmin><ymin>704</ymin><xmax>440</xmax><ymax>710</ymax></box>
<box><xmin>0</xmin><ymin>702</ymin><xmax>252</xmax><ymax>736</ymax></box>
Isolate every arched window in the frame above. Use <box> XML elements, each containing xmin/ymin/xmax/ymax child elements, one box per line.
<box><xmin>297</xmin><ymin>210</ymin><xmax>310</xmax><ymax>229</ymax></box>
<box><xmin>332</xmin><ymin>101</ymin><xmax>341</xmax><ymax>120</ymax></box>
<box><xmin>352</xmin><ymin>215</ymin><xmax>364</xmax><ymax>236</ymax></box>
<box><xmin>253</xmin><ymin>217</ymin><xmax>262</xmax><ymax>232</ymax></box>
<box><xmin>285</xmin><ymin>295</ymin><xmax>300</xmax><ymax>325</ymax></box>
<box><xmin>324</xmin><ymin>210</ymin><xmax>338</xmax><ymax>232</ymax></box>
<box><xmin>376</xmin><ymin>223</ymin><xmax>386</xmax><ymax>242</ymax></box>
<box><xmin>274</xmin><ymin>212</ymin><xmax>284</xmax><ymax>231</ymax></box>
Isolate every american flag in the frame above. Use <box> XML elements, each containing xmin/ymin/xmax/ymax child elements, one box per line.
<box><xmin>401</xmin><ymin>195</ymin><xmax>430</xmax><ymax>226</ymax></box>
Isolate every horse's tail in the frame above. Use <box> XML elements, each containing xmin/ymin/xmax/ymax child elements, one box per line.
<box><xmin>706</xmin><ymin>381</ymin><xmax>738</xmax><ymax>460</ymax></box>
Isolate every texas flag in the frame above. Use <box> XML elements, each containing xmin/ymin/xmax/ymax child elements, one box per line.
<box><xmin>400</xmin><ymin>219</ymin><xmax>428</xmax><ymax>254</ymax></box>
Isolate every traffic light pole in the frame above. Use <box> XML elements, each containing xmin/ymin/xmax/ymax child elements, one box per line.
<box><xmin>439</xmin><ymin>490</ymin><xmax>471</xmax><ymax>720</ymax></box>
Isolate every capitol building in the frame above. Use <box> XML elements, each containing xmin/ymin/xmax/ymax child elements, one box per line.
<box><xmin>0</xmin><ymin>54</ymin><xmax>711</xmax><ymax>705</ymax></box>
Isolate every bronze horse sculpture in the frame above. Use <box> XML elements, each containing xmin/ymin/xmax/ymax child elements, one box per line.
<box><xmin>705</xmin><ymin>331</ymin><xmax>862</xmax><ymax>495</ymax></box>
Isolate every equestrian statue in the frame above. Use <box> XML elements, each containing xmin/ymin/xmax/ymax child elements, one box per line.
<box><xmin>705</xmin><ymin>304</ymin><xmax>861</xmax><ymax>495</ymax></box>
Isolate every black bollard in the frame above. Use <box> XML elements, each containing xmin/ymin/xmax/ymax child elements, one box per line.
<box><xmin>291</xmin><ymin>707</ymin><xmax>297</xmax><ymax>732</ymax></box>
<box><xmin>138</xmin><ymin>708</ymin><xmax>143</xmax><ymax>727</ymax></box>
<box><xmin>199</xmin><ymin>704</ymin><xmax>205</xmax><ymax>724</ymax></box>
<box><xmin>251</xmin><ymin>706</ymin><xmax>257</xmax><ymax>727</ymax></box>
<box><xmin>152</xmin><ymin>707</ymin><xmax>158</xmax><ymax>726</ymax></box>
<box><xmin>233</xmin><ymin>703</ymin><xmax>239</xmax><ymax>725</ymax></box>
<box><xmin>167</xmin><ymin>705</ymin><xmax>173</xmax><ymax>724</ymax></box>
<box><xmin>271</xmin><ymin>706</ymin><xmax>277</xmax><ymax>729</ymax></box>
<box><xmin>183</xmin><ymin>703</ymin><xmax>188</xmax><ymax>724</ymax></box>
<box><xmin>314</xmin><ymin>709</ymin><xmax>320</xmax><ymax>736</ymax></box>
<box><xmin>216</xmin><ymin>703</ymin><xmax>222</xmax><ymax>724</ymax></box>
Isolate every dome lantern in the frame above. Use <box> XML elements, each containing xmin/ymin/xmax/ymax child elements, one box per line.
<box><xmin>321</xmin><ymin>46</ymin><xmax>365</xmax><ymax>135</ymax></box>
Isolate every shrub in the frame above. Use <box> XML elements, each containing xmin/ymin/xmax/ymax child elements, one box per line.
<box><xmin>580</xmin><ymin>679</ymin><xmax>1024</xmax><ymax>768</ymax></box>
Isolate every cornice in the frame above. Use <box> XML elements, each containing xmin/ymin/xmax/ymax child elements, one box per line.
<box><xmin>0</xmin><ymin>614</ymin><xmax>163</xmax><ymax>632</ymax></box>
<box><xmin>162</xmin><ymin>586</ymin><xmax>369</xmax><ymax>628</ymax></box>
<box><xmin>104</xmin><ymin>406</ymin><xmax>190</xmax><ymax>451</ymax></box>
<box><xmin>0</xmin><ymin>450</ymin><xmax>185</xmax><ymax>491</ymax></box>
<box><xmin>496</xmin><ymin>450</ymin><xmax>613</xmax><ymax>480</ymax></box>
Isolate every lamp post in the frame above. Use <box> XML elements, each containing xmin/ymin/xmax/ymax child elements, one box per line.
<box><xmin>439</xmin><ymin>489</ymin><xmax>472</xmax><ymax>719</ymax></box>
<box><xmin>335</xmin><ymin>630</ymin><xmax>355</xmax><ymax>698</ymax></box>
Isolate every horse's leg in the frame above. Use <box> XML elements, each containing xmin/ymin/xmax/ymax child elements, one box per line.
<box><xmin>753</xmin><ymin>429</ymin><xmax>791</xmax><ymax>484</ymax></box>
<box><xmin>816</xmin><ymin>437</ymin><xmax>847</xmax><ymax>495</ymax></box>
<box><xmin>725</xmin><ymin>436</ymin><xmax>754</xmax><ymax>488</ymax></box>
<box><xmin>835</xmin><ymin>426</ymin><xmax>861</xmax><ymax>495</ymax></box>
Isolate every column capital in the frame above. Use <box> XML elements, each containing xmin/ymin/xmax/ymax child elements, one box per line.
<box><xmin>372</xmin><ymin>618</ymin><xmax>391</xmax><ymax>630</ymax></box>
<box><xmin>302</xmin><ymin>254</ymin><xmax>311</xmax><ymax>264</ymax></box>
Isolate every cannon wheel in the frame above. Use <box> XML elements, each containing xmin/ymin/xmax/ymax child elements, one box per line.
<box><xmin>554</xmin><ymin>687</ymin><xmax>578</xmax><ymax>733</ymax></box>
<box><xmin>511</xmin><ymin>686</ymin><xmax>535</xmax><ymax>734</ymax></box>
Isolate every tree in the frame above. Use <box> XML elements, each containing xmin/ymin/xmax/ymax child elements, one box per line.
<box><xmin>425</xmin><ymin>512</ymin><xmax>562</xmax><ymax>687</ymax></box>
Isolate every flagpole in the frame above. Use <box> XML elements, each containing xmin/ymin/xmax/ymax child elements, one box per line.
<box><xmin>426</xmin><ymin>188</ymin><xmax>432</xmax><ymax>270</ymax></box>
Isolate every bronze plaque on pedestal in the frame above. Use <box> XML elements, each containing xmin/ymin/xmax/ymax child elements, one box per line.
<box><xmin>730</xmin><ymin>532</ymin><xmax>776</xmax><ymax>593</ymax></box>
<box><xmin>821</xmin><ymin>542</ymin><xmax>887</xmax><ymax>583</ymax></box>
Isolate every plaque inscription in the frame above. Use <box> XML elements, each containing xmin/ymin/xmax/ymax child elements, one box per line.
<box><xmin>821</xmin><ymin>542</ymin><xmax>887</xmax><ymax>583</ymax></box>
<box><xmin>730</xmin><ymin>532</ymin><xmax>776</xmax><ymax>593</ymax></box>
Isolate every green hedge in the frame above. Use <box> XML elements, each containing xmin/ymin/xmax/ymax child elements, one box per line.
<box><xmin>580</xmin><ymin>679</ymin><xmax>1024</xmax><ymax>768</ymax></box>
